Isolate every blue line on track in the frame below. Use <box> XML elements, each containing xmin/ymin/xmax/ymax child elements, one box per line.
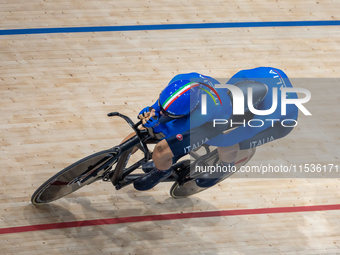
<box><xmin>1</xmin><ymin>20</ymin><xmax>340</xmax><ymax>36</ymax></box>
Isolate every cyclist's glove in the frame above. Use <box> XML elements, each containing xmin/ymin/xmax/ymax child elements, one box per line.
<box><xmin>138</xmin><ymin>106</ymin><xmax>153</xmax><ymax>119</ymax></box>
<box><xmin>143</xmin><ymin>111</ymin><xmax>160</xmax><ymax>128</ymax></box>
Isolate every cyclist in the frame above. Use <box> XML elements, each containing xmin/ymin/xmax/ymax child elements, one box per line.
<box><xmin>124</xmin><ymin>67</ymin><xmax>298</xmax><ymax>191</ymax></box>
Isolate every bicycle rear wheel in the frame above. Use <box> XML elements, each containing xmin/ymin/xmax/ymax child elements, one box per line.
<box><xmin>170</xmin><ymin>148</ymin><xmax>256</xmax><ymax>198</ymax></box>
<box><xmin>31</xmin><ymin>149</ymin><xmax>118</xmax><ymax>205</ymax></box>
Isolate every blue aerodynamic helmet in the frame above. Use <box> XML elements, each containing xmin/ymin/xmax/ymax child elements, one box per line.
<box><xmin>158</xmin><ymin>79</ymin><xmax>202</xmax><ymax>118</ymax></box>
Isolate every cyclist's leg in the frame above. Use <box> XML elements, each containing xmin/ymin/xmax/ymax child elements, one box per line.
<box><xmin>217</xmin><ymin>142</ymin><xmax>239</xmax><ymax>163</ymax></box>
<box><xmin>134</xmin><ymin>122</ymin><xmax>224</xmax><ymax>191</ymax></box>
<box><xmin>120</xmin><ymin>131</ymin><xmax>141</xmax><ymax>154</ymax></box>
<box><xmin>152</xmin><ymin>140</ymin><xmax>174</xmax><ymax>170</ymax></box>
<box><xmin>196</xmin><ymin>144</ymin><xmax>239</xmax><ymax>188</ymax></box>
<box><xmin>133</xmin><ymin>139</ymin><xmax>175</xmax><ymax>191</ymax></box>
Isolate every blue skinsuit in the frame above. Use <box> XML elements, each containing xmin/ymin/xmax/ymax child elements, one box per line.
<box><xmin>148</xmin><ymin>67</ymin><xmax>298</xmax><ymax>156</ymax></box>
<box><xmin>206</xmin><ymin>67</ymin><xmax>298</xmax><ymax>147</ymax></box>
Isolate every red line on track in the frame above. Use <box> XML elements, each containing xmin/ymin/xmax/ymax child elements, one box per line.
<box><xmin>1</xmin><ymin>204</ymin><xmax>339</xmax><ymax>235</ymax></box>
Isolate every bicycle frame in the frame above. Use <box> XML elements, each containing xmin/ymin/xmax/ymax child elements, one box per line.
<box><xmin>101</xmin><ymin>111</ymin><xmax>217</xmax><ymax>191</ymax></box>
<box><xmin>104</xmin><ymin>112</ymin><xmax>184</xmax><ymax>191</ymax></box>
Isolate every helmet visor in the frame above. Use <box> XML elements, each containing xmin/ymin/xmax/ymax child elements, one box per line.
<box><xmin>158</xmin><ymin>99</ymin><xmax>186</xmax><ymax>119</ymax></box>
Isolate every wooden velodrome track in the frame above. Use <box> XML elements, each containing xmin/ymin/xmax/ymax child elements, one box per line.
<box><xmin>1</xmin><ymin>0</ymin><xmax>340</xmax><ymax>254</ymax></box>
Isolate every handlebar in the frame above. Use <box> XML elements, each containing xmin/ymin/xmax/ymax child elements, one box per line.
<box><xmin>108</xmin><ymin>112</ymin><xmax>142</xmax><ymax>131</ymax></box>
<box><xmin>107</xmin><ymin>111</ymin><xmax>152</xmax><ymax>161</ymax></box>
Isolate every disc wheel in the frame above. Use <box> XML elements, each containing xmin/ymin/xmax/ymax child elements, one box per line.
<box><xmin>170</xmin><ymin>148</ymin><xmax>256</xmax><ymax>198</ymax></box>
<box><xmin>31</xmin><ymin>149</ymin><xmax>118</xmax><ymax>205</ymax></box>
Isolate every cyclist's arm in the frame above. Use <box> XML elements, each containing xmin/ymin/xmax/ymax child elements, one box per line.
<box><xmin>152</xmin><ymin>123</ymin><xmax>168</xmax><ymax>137</ymax></box>
<box><xmin>151</xmin><ymin>99</ymin><xmax>161</xmax><ymax>113</ymax></box>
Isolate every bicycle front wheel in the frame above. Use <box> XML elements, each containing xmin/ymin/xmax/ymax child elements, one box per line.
<box><xmin>31</xmin><ymin>149</ymin><xmax>118</xmax><ymax>205</ymax></box>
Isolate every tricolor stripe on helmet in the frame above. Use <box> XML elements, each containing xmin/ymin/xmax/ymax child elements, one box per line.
<box><xmin>162</xmin><ymin>82</ymin><xmax>200</xmax><ymax>111</ymax></box>
<box><xmin>199</xmin><ymin>82</ymin><xmax>223</xmax><ymax>106</ymax></box>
